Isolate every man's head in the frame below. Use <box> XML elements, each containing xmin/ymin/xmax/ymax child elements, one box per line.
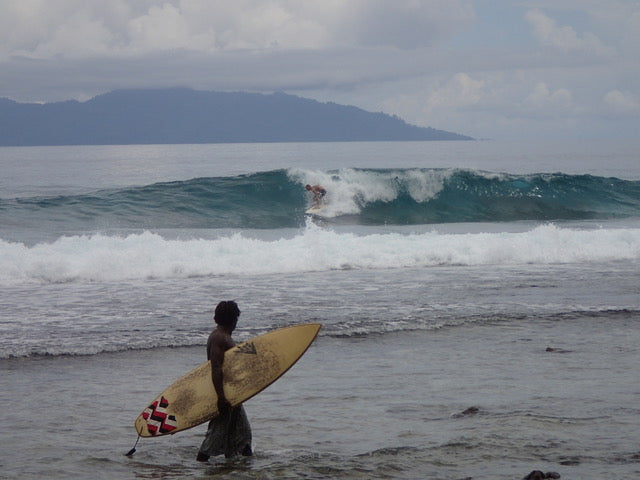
<box><xmin>305</xmin><ymin>184</ymin><xmax>312</xmax><ymax>191</ymax></box>
<box><xmin>214</xmin><ymin>300</ymin><xmax>240</xmax><ymax>329</ymax></box>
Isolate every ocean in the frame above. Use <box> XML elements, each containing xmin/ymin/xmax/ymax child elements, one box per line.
<box><xmin>1</xmin><ymin>140</ymin><xmax>639</xmax><ymax>479</ymax></box>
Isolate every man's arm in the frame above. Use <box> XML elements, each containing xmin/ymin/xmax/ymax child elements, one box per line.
<box><xmin>209</xmin><ymin>333</ymin><xmax>233</xmax><ymax>414</ymax></box>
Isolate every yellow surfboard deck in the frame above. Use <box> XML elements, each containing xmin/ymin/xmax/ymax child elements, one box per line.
<box><xmin>134</xmin><ymin>323</ymin><xmax>321</xmax><ymax>437</ymax></box>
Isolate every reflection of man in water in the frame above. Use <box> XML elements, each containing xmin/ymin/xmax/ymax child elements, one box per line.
<box><xmin>305</xmin><ymin>184</ymin><xmax>326</xmax><ymax>207</ymax></box>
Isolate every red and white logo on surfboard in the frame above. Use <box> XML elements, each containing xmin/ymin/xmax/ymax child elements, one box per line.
<box><xmin>141</xmin><ymin>396</ymin><xmax>178</xmax><ymax>435</ymax></box>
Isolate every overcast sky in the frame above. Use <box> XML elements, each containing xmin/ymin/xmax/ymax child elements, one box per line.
<box><xmin>1</xmin><ymin>0</ymin><xmax>639</xmax><ymax>140</ymax></box>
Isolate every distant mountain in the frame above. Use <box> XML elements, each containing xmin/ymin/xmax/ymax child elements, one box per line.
<box><xmin>0</xmin><ymin>88</ymin><xmax>473</xmax><ymax>146</ymax></box>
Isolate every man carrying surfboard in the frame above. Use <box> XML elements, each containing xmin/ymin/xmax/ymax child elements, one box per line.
<box><xmin>305</xmin><ymin>184</ymin><xmax>326</xmax><ymax>207</ymax></box>
<box><xmin>197</xmin><ymin>301</ymin><xmax>252</xmax><ymax>461</ymax></box>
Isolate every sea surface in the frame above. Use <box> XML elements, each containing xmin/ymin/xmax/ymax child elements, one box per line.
<box><xmin>1</xmin><ymin>140</ymin><xmax>639</xmax><ymax>479</ymax></box>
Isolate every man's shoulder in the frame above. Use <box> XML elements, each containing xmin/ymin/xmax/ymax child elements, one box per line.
<box><xmin>208</xmin><ymin>329</ymin><xmax>234</xmax><ymax>351</ymax></box>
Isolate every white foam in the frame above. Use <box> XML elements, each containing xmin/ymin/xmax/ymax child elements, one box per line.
<box><xmin>1</xmin><ymin>223</ymin><xmax>639</xmax><ymax>285</ymax></box>
<box><xmin>288</xmin><ymin>167</ymin><xmax>452</xmax><ymax>217</ymax></box>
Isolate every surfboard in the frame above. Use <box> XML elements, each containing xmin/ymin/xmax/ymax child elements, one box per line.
<box><xmin>134</xmin><ymin>323</ymin><xmax>321</xmax><ymax>437</ymax></box>
<box><xmin>305</xmin><ymin>204</ymin><xmax>327</xmax><ymax>216</ymax></box>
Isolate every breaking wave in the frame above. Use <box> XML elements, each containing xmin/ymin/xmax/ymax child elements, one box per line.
<box><xmin>2</xmin><ymin>168</ymin><xmax>639</xmax><ymax>232</ymax></box>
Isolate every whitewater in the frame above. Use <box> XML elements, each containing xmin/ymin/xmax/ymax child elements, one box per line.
<box><xmin>1</xmin><ymin>140</ymin><xmax>639</xmax><ymax>480</ymax></box>
<box><xmin>2</xmin><ymin>222</ymin><xmax>640</xmax><ymax>285</ymax></box>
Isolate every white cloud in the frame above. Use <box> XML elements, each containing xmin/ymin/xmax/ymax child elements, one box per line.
<box><xmin>341</xmin><ymin>0</ymin><xmax>475</xmax><ymax>49</ymax></box>
<box><xmin>525</xmin><ymin>9</ymin><xmax>608</xmax><ymax>55</ymax></box>
<box><xmin>522</xmin><ymin>82</ymin><xmax>573</xmax><ymax>114</ymax></box>
<box><xmin>0</xmin><ymin>0</ymin><xmax>475</xmax><ymax>60</ymax></box>
<box><xmin>375</xmin><ymin>72</ymin><xmax>493</xmax><ymax>137</ymax></box>
<box><xmin>426</xmin><ymin>73</ymin><xmax>485</xmax><ymax>111</ymax></box>
<box><xmin>35</xmin><ymin>12</ymin><xmax>119</xmax><ymax>59</ymax></box>
<box><xmin>127</xmin><ymin>3</ymin><xmax>213</xmax><ymax>52</ymax></box>
<box><xmin>603</xmin><ymin>89</ymin><xmax>640</xmax><ymax>115</ymax></box>
<box><xmin>0</xmin><ymin>1</ymin><xmax>138</xmax><ymax>59</ymax></box>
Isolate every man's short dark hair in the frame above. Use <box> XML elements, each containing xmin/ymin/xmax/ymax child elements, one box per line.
<box><xmin>214</xmin><ymin>300</ymin><xmax>240</xmax><ymax>326</ymax></box>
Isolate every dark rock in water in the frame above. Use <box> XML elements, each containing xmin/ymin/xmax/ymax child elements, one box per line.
<box><xmin>545</xmin><ymin>347</ymin><xmax>572</xmax><ymax>353</ymax></box>
<box><xmin>523</xmin><ymin>470</ymin><xmax>560</xmax><ymax>479</ymax></box>
<box><xmin>451</xmin><ymin>406</ymin><xmax>480</xmax><ymax>418</ymax></box>
<box><xmin>524</xmin><ymin>472</ymin><xmax>545</xmax><ymax>480</ymax></box>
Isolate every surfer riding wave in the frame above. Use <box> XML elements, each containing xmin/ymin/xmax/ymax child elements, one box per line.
<box><xmin>305</xmin><ymin>184</ymin><xmax>326</xmax><ymax>208</ymax></box>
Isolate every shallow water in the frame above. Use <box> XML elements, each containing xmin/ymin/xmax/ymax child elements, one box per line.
<box><xmin>3</xmin><ymin>312</ymin><xmax>640</xmax><ymax>479</ymax></box>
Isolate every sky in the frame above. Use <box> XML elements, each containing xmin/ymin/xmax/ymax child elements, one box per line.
<box><xmin>1</xmin><ymin>0</ymin><xmax>639</xmax><ymax>140</ymax></box>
